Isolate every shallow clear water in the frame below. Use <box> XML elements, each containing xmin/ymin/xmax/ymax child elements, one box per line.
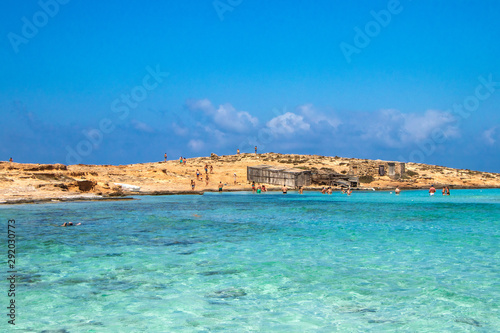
<box><xmin>1</xmin><ymin>189</ymin><xmax>499</xmax><ymax>332</ymax></box>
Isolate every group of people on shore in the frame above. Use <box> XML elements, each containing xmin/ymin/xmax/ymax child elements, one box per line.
<box><xmin>190</xmin><ymin>163</ymin><xmax>220</xmax><ymax>190</ymax></box>
<box><xmin>193</xmin><ymin>164</ymin><xmax>215</xmax><ymax>186</ymax></box>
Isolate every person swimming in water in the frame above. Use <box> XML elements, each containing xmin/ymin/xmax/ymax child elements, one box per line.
<box><xmin>61</xmin><ymin>222</ymin><xmax>81</xmax><ymax>226</ymax></box>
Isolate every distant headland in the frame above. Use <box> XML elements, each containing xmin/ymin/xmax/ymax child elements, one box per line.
<box><xmin>1</xmin><ymin>153</ymin><xmax>499</xmax><ymax>204</ymax></box>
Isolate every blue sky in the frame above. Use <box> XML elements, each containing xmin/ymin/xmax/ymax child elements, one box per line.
<box><xmin>1</xmin><ymin>0</ymin><xmax>499</xmax><ymax>172</ymax></box>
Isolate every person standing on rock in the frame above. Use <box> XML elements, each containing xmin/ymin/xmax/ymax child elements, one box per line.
<box><xmin>9</xmin><ymin>157</ymin><xmax>13</xmax><ymax>162</ymax></box>
<box><xmin>191</xmin><ymin>180</ymin><xmax>196</xmax><ymax>190</ymax></box>
<box><xmin>164</xmin><ymin>153</ymin><xmax>167</xmax><ymax>162</ymax></box>
<box><xmin>219</xmin><ymin>182</ymin><xmax>223</xmax><ymax>192</ymax></box>
<box><xmin>255</xmin><ymin>146</ymin><xmax>258</xmax><ymax>154</ymax></box>
<box><xmin>205</xmin><ymin>174</ymin><xmax>209</xmax><ymax>186</ymax></box>
<box><xmin>237</xmin><ymin>149</ymin><xmax>240</xmax><ymax>155</ymax></box>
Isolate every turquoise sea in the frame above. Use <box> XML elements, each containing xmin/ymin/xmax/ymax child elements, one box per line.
<box><xmin>1</xmin><ymin>189</ymin><xmax>499</xmax><ymax>332</ymax></box>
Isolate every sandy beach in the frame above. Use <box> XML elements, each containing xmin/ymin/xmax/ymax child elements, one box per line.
<box><xmin>1</xmin><ymin>153</ymin><xmax>499</xmax><ymax>204</ymax></box>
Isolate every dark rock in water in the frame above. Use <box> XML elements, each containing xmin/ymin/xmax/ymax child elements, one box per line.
<box><xmin>164</xmin><ymin>240</ymin><xmax>199</xmax><ymax>247</ymax></box>
<box><xmin>60</xmin><ymin>277</ymin><xmax>88</xmax><ymax>285</ymax></box>
<box><xmin>178</xmin><ymin>251</ymin><xmax>195</xmax><ymax>255</ymax></box>
<box><xmin>17</xmin><ymin>273</ymin><xmax>43</xmax><ymax>284</ymax></box>
<box><xmin>78</xmin><ymin>320</ymin><xmax>105</xmax><ymax>327</ymax></box>
<box><xmin>199</xmin><ymin>269</ymin><xmax>239</xmax><ymax>276</ymax></box>
<box><xmin>352</xmin><ymin>308</ymin><xmax>377</xmax><ymax>313</ymax></box>
<box><xmin>368</xmin><ymin>319</ymin><xmax>399</xmax><ymax>324</ymax></box>
<box><xmin>207</xmin><ymin>300</ymin><xmax>231</xmax><ymax>306</ymax></box>
<box><xmin>455</xmin><ymin>317</ymin><xmax>481</xmax><ymax>327</ymax></box>
<box><xmin>206</xmin><ymin>287</ymin><xmax>247</xmax><ymax>299</ymax></box>
<box><xmin>40</xmin><ymin>329</ymin><xmax>71</xmax><ymax>333</ymax></box>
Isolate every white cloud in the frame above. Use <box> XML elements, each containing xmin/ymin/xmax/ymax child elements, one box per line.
<box><xmin>186</xmin><ymin>99</ymin><xmax>258</xmax><ymax>133</ymax></box>
<box><xmin>482</xmin><ymin>126</ymin><xmax>499</xmax><ymax>145</ymax></box>
<box><xmin>172</xmin><ymin>122</ymin><xmax>189</xmax><ymax>136</ymax></box>
<box><xmin>212</xmin><ymin>103</ymin><xmax>259</xmax><ymax>133</ymax></box>
<box><xmin>185</xmin><ymin>98</ymin><xmax>215</xmax><ymax>114</ymax></box>
<box><xmin>266</xmin><ymin>112</ymin><xmax>310</xmax><ymax>135</ymax></box>
<box><xmin>202</xmin><ymin>125</ymin><xmax>227</xmax><ymax>145</ymax></box>
<box><xmin>402</xmin><ymin>109</ymin><xmax>458</xmax><ymax>142</ymax></box>
<box><xmin>188</xmin><ymin>139</ymin><xmax>204</xmax><ymax>151</ymax></box>
<box><xmin>131</xmin><ymin>119</ymin><xmax>154</xmax><ymax>133</ymax></box>
<box><xmin>298</xmin><ymin>104</ymin><xmax>341</xmax><ymax>129</ymax></box>
<box><xmin>359</xmin><ymin>109</ymin><xmax>459</xmax><ymax>147</ymax></box>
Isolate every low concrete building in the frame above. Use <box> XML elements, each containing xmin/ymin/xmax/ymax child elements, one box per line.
<box><xmin>247</xmin><ymin>165</ymin><xmax>312</xmax><ymax>188</ymax></box>
<box><xmin>352</xmin><ymin>161</ymin><xmax>406</xmax><ymax>179</ymax></box>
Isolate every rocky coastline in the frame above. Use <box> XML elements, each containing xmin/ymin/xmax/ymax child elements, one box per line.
<box><xmin>1</xmin><ymin>153</ymin><xmax>499</xmax><ymax>205</ymax></box>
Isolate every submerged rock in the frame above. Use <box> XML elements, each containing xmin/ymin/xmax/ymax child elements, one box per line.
<box><xmin>199</xmin><ymin>269</ymin><xmax>239</xmax><ymax>276</ymax></box>
<box><xmin>206</xmin><ymin>287</ymin><xmax>247</xmax><ymax>299</ymax></box>
<box><xmin>455</xmin><ymin>317</ymin><xmax>481</xmax><ymax>327</ymax></box>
